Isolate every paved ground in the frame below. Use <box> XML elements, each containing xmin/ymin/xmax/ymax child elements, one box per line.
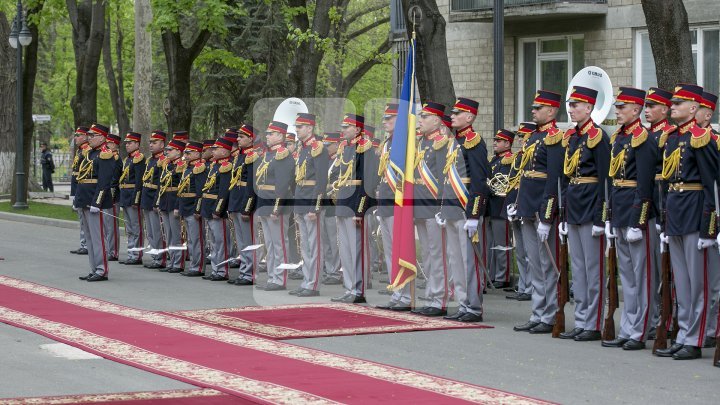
<box><xmin>0</xmin><ymin>218</ymin><xmax>717</xmax><ymax>403</ymax></box>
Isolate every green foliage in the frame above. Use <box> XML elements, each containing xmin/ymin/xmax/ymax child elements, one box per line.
<box><xmin>195</xmin><ymin>48</ymin><xmax>266</xmax><ymax>77</ymax></box>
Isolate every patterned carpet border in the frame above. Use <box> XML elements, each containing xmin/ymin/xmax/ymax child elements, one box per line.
<box><xmin>168</xmin><ymin>303</ymin><xmax>491</xmax><ymax>339</ymax></box>
<box><xmin>0</xmin><ymin>389</ymin><xmax>230</xmax><ymax>404</ymax></box>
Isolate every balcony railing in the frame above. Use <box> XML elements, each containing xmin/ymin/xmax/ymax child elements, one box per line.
<box><xmin>451</xmin><ymin>0</ymin><xmax>608</xmax><ymax>12</ymax></box>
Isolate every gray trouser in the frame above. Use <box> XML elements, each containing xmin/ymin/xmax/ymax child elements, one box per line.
<box><xmin>445</xmin><ymin>219</ymin><xmax>479</xmax><ymax>315</ymax></box>
<box><xmin>259</xmin><ymin>214</ymin><xmax>290</xmax><ymax>286</ymax></box>
<box><xmin>80</xmin><ymin>209</ymin><xmax>108</xmax><ymax>276</ymax></box>
<box><xmin>298</xmin><ymin>211</ymin><xmax>324</xmax><ymax>291</ymax></box>
<box><xmin>668</xmin><ymin>232</ymin><xmax>711</xmax><ymax>347</ymax></box>
<box><xmin>103</xmin><ymin>204</ymin><xmax>119</xmax><ymax>258</ymax></box>
<box><xmin>337</xmin><ymin>216</ymin><xmax>365</xmax><ymax>296</ymax></box>
<box><xmin>184</xmin><ymin>215</ymin><xmax>205</xmax><ymax>273</ymax></box>
<box><xmin>208</xmin><ymin>217</ymin><xmax>231</xmax><ymax>277</ymax></box>
<box><xmin>206</xmin><ymin>218</ymin><xmax>214</xmax><ymax>262</ymax></box>
<box><xmin>488</xmin><ymin>217</ymin><xmax>511</xmax><ymax>283</ymax></box>
<box><xmin>122</xmin><ymin>205</ymin><xmax>143</xmax><ymax>261</ymax></box>
<box><xmin>143</xmin><ymin>209</ymin><xmax>166</xmax><ymax>266</ymax></box>
<box><xmin>521</xmin><ymin>218</ymin><xmax>558</xmax><ymax>325</ymax></box>
<box><xmin>322</xmin><ymin>215</ymin><xmax>341</xmax><ymax>279</ymax></box>
<box><xmin>77</xmin><ymin>208</ymin><xmax>87</xmax><ymax>249</ymax></box>
<box><xmin>159</xmin><ymin>211</ymin><xmax>184</xmax><ymax>270</ymax></box>
<box><xmin>705</xmin><ymin>248</ymin><xmax>720</xmax><ymax>340</ymax></box>
<box><xmin>416</xmin><ymin>218</ymin><xmax>448</xmax><ymax>309</ymax></box>
<box><xmin>614</xmin><ymin>220</ymin><xmax>657</xmax><ymax>341</ymax></box>
<box><xmin>368</xmin><ymin>213</ymin><xmax>382</xmax><ymax>271</ymax></box>
<box><xmin>378</xmin><ymin>215</ymin><xmax>411</xmax><ymax>304</ymax></box>
<box><xmin>511</xmin><ymin>220</ymin><xmax>531</xmax><ymax>294</ymax></box>
<box><xmin>650</xmin><ymin>227</ymin><xmax>662</xmax><ymax>329</ymax></box>
<box><xmin>230</xmin><ymin>212</ymin><xmax>255</xmax><ymax>282</ymax></box>
<box><xmin>567</xmin><ymin>223</ymin><xmax>604</xmax><ymax>331</ymax></box>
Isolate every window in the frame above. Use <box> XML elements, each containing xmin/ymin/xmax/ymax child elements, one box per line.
<box><xmin>517</xmin><ymin>35</ymin><xmax>584</xmax><ymax>124</ymax></box>
<box><xmin>636</xmin><ymin>27</ymin><xmax>720</xmax><ymax>123</ymax></box>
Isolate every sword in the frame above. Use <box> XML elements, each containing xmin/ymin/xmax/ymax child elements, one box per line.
<box><xmin>535</xmin><ymin>213</ymin><xmax>560</xmax><ymax>275</ymax></box>
<box><xmin>468</xmin><ymin>225</ymin><xmax>495</xmax><ymax>290</ymax></box>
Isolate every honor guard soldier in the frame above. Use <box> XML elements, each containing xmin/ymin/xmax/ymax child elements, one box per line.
<box><xmin>103</xmin><ymin>133</ymin><xmax>123</xmax><ymax>262</ymax></box>
<box><xmin>141</xmin><ymin>130</ymin><xmax>168</xmax><ymax>269</ymax></box>
<box><xmin>696</xmin><ymin>91</ymin><xmax>720</xmax><ymax>349</ymax></box>
<box><xmin>504</xmin><ymin>123</ymin><xmax>535</xmax><ymax>301</ymax></box>
<box><xmin>331</xmin><ymin>114</ymin><xmax>380</xmax><ymax>304</ymax></box>
<box><xmin>118</xmin><ymin>132</ymin><xmax>146</xmax><ymax>265</ymax></box>
<box><xmin>644</xmin><ymin>86</ymin><xmax>674</xmax><ymax>336</ymax></box>
<box><xmin>157</xmin><ymin>137</ymin><xmax>187</xmax><ymax>273</ymax></box>
<box><xmin>321</xmin><ymin>132</ymin><xmax>343</xmax><ymax>285</ymax></box>
<box><xmin>655</xmin><ymin>84</ymin><xmax>720</xmax><ymax>360</ymax></box>
<box><xmin>487</xmin><ymin>129</ymin><xmax>515</xmax><ymax>289</ymax></box>
<box><xmin>511</xmin><ymin>90</ymin><xmax>565</xmax><ymax>334</ymax></box>
<box><xmin>201</xmin><ymin>139</ymin><xmax>217</xmax><ymax>264</ymax></box>
<box><xmin>227</xmin><ymin>124</ymin><xmax>258</xmax><ymax>286</ymax></box>
<box><xmin>410</xmin><ymin>102</ymin><xmax>449</xmax><ymax>317</ymax></box>
<box><xmin>557</xmin><ymin>86</ymin><xmax>610</xmax><ymax>341</ymax></box>
<box><xmin>70</xmin><ymin>126</ymin><xmax>91</xmax><ymax>255</ymax></box>
<box><xmin>177</xmin><ymin>141</ymin><xmax>207</xmax><ymax>277</ymax></box>
<box><xmin>76</xmin><ymin>124</ymin><xmax>115</xmax><ymax>282</ymax></box>
<box><xmin>220</xmin><ymin>129</ymin><xmax>242</xmax><ymax>269</ymax></box>
<box><xmin>376</xmin><ymin>103</ymin><xmax>412</xmax><ymax>310</ymax></box>
<box><xmin>200</xmin><ymin>138</ymin><xmax>233</xmax><ymax>281</ymax></box>
<box><xmin>602</xmin><ymin>87</ymin><xmax>658</xmax><ymax>350</ymax></box>
<box><xmin>289</xmin><ymin>113</ymin><xmax>330</xmax><ymax>297</ymax></box>
<box><xmin>254</xmin><ymin>121</ymin><xmax>295</xmax><ymax>291</ymax></box>
<box><xmin>363</xmin><ymin>124</ymin><xmax>384</xmax><ymax>277</ymax></box>
<box><xmin>439</xmin><ymin>97</ymin><xmax>489</xmax><ymax>323</ymax></box>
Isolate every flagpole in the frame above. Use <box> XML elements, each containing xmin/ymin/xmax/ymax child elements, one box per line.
<box><xmin>409</xmin><ymin>14</ymin><xmax>417</xmax><ymax>312</ymax></box>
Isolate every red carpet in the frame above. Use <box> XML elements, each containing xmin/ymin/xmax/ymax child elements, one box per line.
<box><xmin>0</xmin><ymin>389</ymin><xmax>247</xmax><ymax>404</ymax></box>
<box><xmin>0</xmin><ymin>276</ymin><xmax>552</xmax><ymax>404</ymax></box>
<box><xmin>168</xmin><ymin>303</ymin><xmax>491</xmax><ymax>339</ymax></box>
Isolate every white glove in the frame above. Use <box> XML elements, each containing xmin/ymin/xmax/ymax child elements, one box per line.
<box><xmin>592</xmin><ymin>225</ymin><xmax>605</xmax><ymax>237</ymax></box>
<box><xmin>537</xmin><ymin>221</ymin><xmax>550</xmax><ymax>243</ymax></box>
<box><xmin>464</xmin><ymin>218</ymin><xmax>479</xmax><ymax>238</ymax></box>
<box><xmin>698</xmin><ymin>238</ymin><xmax>714</xmax><ymax>250</ymax></box>
<box><xmin>435</xmin><ymin>212</ymin><xmax>446</xmax><ymax>228</ymax></box>
<box><xmin>659</xmin><ymin>232</ymin><xmax>669</xmax><ymax>253</ymax></box>
<box><xmin>655</xmin><ymin>223</ymin><xmax>662</xmax><ymax>234</ymax></box>
<box><xmin>89</xmin><ymin>206</ymin><xmax>100</xmax><ymax>214</ymax></box>
<box><xmin>626</xmin><ymin>227</ymin><xmax>643</xmax><ymax>243</ymax></box>
<box><xmin>558</xmin><ymin>222</ymin><xmax>568</xmax><ymax>243</ymax></box>
<box><xmin>506</xmin><ymin>204</ymin><xmax>517</xmax><ymax>220</ymax></box>
<box><xmin>604</xmin><ymin>221</ymin><xmax>616</xmax><ymax>239</ymax></box>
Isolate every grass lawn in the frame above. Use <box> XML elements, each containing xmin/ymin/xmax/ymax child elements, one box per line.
<box><xmin>0</xmin><ymin>201</ymin><xmax>81</xmax><ymax>221</ymax></box>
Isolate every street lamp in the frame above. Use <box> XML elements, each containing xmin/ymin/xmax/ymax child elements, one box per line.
<box><xmin>8</xmin><ymin>0</ymin><xmax>32</xmax><ymax>209</ymax></box>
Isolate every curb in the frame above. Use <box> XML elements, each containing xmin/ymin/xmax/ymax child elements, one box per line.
<box><xmin>0</xmin><ymin>211</ymin><xmax>80</xmax><ymax>230</ymax></box>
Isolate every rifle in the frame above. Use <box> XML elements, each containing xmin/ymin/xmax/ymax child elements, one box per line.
<box><xmin>552</xmin><ymin>179</ymin><xmax>569</xmax><ymax>337</ymax></box>
<box><xmin>714</xmin><ymin>181</ymin><xmax>720</xmax><ymax>366</ymax></box>
<box><xmin>653</xmin><ymin>183</ymin><xmax>672</xmax><ymax>353</ymax></box>
<box><xmin>602</xmin><ymin>180</ymin><xmax>619</xmax><ymax>341</ymax></box>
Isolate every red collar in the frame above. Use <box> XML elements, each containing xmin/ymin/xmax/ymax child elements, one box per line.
<box><xmin>679</xmin><ymin>119</ymin><xmax>696</xmax><ymax>134</ymax></box>
<box><xmin>623</xmin><ymin>119</ymin><xmax>642</xmax><ymax>135</ymax></box>
<box><xmin>457</xmin><ymin>126</ymin><xmax>474</xmax><ymax>138</ymax></box>
<box><xmin>650</xmin><ymin>119</ymin><xmax>668</xmax><ymax>133</ymax></box>
<box><xmin>538</xmin><ymin>120</ymin><xmax>557</xmax><ymax>132</ymax></box>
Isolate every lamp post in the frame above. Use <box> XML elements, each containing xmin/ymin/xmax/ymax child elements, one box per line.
<box><xmin>8</xmin><ymin>0</ymin><xmax>32</xmax><ymax>209</ymax></box>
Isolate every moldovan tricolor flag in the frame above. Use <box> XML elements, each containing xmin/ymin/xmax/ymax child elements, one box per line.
<box><xmin>387</xmin><ymin>37</ymin><xmax>417</xmax><ymax>291</ymax></box>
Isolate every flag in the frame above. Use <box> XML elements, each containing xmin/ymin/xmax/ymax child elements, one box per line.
<box><xmin>387</xmin><ymin>38</ymin><xmax>417</xmax><ymax>291</ymax></box>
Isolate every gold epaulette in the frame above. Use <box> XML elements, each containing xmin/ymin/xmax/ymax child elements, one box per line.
<box><xmin>500</xmin><ymin>151</ymin><xmax>514</xmax><ymax>165</ymax></box>
<box><xmin>218</xmin><ymin>160</ymin><xmax>233</xmax><ymax>173</ymax></box>
<box><xmin>586</xmin><ymin>126</ymin><xmax>602</xmax><ymax>149</ymax></box>
<box><xmin>432</xmin><ymin>135</ymin><xmax>449</xmax><ymax>150</ymax></box>
<box><xmin>658</xmin><ymin>125</ymin><xmax>676</xmax><ymax>148</ymax></box>
<box><xmin>245</xmin><ymin>150</ymin><xmax>259</xmax><ymax>164</ymax></box>
<box><xmin>630</xmin><ymin>125</ymin><xmax>649</xmax><ymax>148</ymax></box>
<box><xmin>463</xmin><ymin>131</ymin><xmax>481</xmax><ymax>149</ymax></box>
<box><xmin>133</xmin><ymin>152</ymin><xmax>144</xmax><ymax>164</ymax></box>
<box><xmin>158</xmin><ymin>156</ymin><xmax>168</xmax><ymax>168</ymax></box>
<box><xmin>99</xmin><ymin>146</ymin><xmax>113</xmax><ymax>159</ymax></box>
<box><xmin>311</xmin><ymin>140</ymin><xmax>324</xmax><ymax>158</ymax></box>
<box><xmin>544</xmin><ymin>126</ymin><xmax>563</xmax><ymax>145</ymax></box>
<box><xmin>610</xmin><ymin>127</ymin><xmax>621</xmax><ymax>145</ymax></box>
<box><xmin>562</xmin><ymin>128</ymin><xmax>576</xmax><ymax>148</ymax></box>
<box><xmin>356</xmin><ymin>137</ymin><xmax>372</xmax><ymax>153</ymax></box>
<box><xmin>175</xmin><ymin>159</ymin><xmax>187</xmax><ymax>173</ymax></box>
<box><xmin>690</xmin><ymin>125</ymin><xmax>712</xmax><ymax>148</ymax></box>
<box><xmin>275</xmin><ymin>147</ymin><xmax>289</xmax><ymax>160</ymax></box>
<box><xmin>193</xmin><ymin>160</ymin><xmax>206</xmax><ymax>175</ymax></box>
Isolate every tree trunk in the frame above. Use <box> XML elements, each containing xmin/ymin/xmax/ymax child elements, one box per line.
<box><xmin>401</xmin><ymin>0</ymin><xmax>455</xmax><ymax>107</ymax></box>
<box><xmin>641</xmin><ymin>0</ymin><xmax>696</xmax><ymax>90</ymax></box>
<box><xmin>103</xmin><ymin>8</ymin><xmax>130</xmax><ymax>136</ymax></box>
<box><xmin>0</xmin><ymin>12</ymin><xmax>16</xmax><ymax>195</ymax></box>
<box><xmin>67</xmin><ymin>0</ymin><xmax>105</xmax><ymax>127</ymax></box>
<box><xmin>161</xmin><ymin>29</ymin><xmax>210</xmax><ymax>133</ymax></box>
<box><xmin>133</xmin><ymin>0</ymin><xmax>152</xmax><ymax>136</ymax></box>
<box><xmin>287</xmin><ymin>0</ymin><xmax>334</xmax><ymax>98</ymax></box>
